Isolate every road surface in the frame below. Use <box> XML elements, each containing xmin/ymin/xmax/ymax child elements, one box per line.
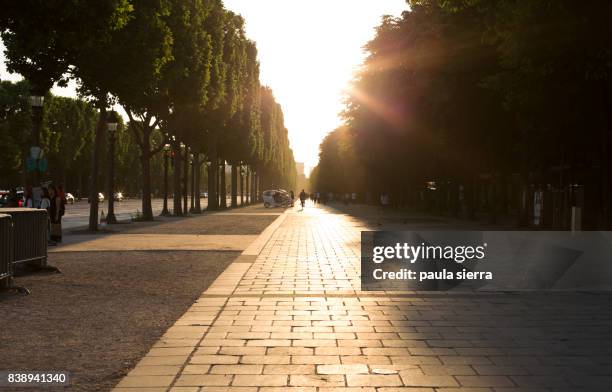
<box><xmin>62</xmin><ymin>198</ymin><xmax>213</xmax><ymax>229</ymax></box>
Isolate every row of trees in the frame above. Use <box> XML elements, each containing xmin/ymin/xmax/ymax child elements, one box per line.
<box><xmin>0</xmin><ymin>81</ymin><xmax>158</xmax><ymax>196</ymax></box>
<box><xmin>1</xmin><ymin>0</ymin><xmax>295</xmax><ymax>229</ymax></box>
<box><xmin>311</xmin><ymin>0</ymin><xmax>612</xmax><ymax>229</ymax></box>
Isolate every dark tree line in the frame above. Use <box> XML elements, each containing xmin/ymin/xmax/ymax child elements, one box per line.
<box><xmin>1</xmin><ymin>0</ymin><xmax>295</xmax><ymax>230</ymax></box>
<box><xmin>0</xmin><ymin>81</ymin><xmax>167</xmax><ymax>200</ymax></box>
<box><xmin>311</xmin><ymin>0</ymin><xmax>612</xmax><ymax>229</ymax></box>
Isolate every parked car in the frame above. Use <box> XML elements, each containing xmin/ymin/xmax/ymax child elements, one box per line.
<box><xmin>262</xmin><ymin>189</ymin><xmax>291</xmax><ymax>208</ymax></box>
<box><xmin>0</xmin><ymin>190</ymin><xmax>8</xmax><ymax>207</ymax></box>
<box><xmin>88</xmin><ymin>193</ymin><xmax>105</xmax><ymax>203</ymax></box>
<box><xmin>65</xmin><ymin>193</ymin><xmax>75</xmax><ymax>204</ymax></box>
<box><xmin>0</xmin><ymin>190</ymin><xmax>24</xmax><ymax>207</ymax></box>
<box><xmin>113</xmin><ymin>192</ymin><xmax>124</xmax><ymax>201</ymax></box>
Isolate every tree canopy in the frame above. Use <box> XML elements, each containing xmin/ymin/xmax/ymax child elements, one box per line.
<box><xmin>312</xmin><ymin>0</ymin><xmax>612</xmax><ymax>229</ymax></box>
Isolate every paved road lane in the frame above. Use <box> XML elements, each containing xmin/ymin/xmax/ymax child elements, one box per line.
<box><xmin>63</xmin><ymin>198</ymin><xmax>215</xmax><ymax>230</ymax></box>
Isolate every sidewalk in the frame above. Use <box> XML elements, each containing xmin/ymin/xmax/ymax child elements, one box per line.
<box><xmin>113</xmin><ymin>203</ymin><xmax>612</xmax><ymax>391</ymax></box>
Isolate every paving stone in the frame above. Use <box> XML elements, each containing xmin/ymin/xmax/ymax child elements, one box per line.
<box><xmin>264</xmin><ymin>364</ymin><xmax>315</xmax><ymax>374</ymax></box>
<box><xmin>317</xmin><ymin>364</ymin><xmax>369</xmax><ymax>374</ymax></box>
<box><xmin>232</xmin><ymin>375</ymin><xmax>287</xmax><ymax>386</ymax></box>
<box><xmin>190</xmin><ymin>355</ymin><xmax>240</xmax><ymax>364</ymax></box>
<box><xmin>399</xmin><ymin>373</ymin><xmax>459</xmax><ymax>387</ymax></box>
<box><xmin>289</xmin><ymin>374</ymin><xmax>346</xmax><ymax>387</ymax></box>
<box><xmin>345</xmin><ymin>374</ymin><xmax>403</xmax><ymax>386</ymax></box>
<box><xmin>115</xmin><ymin>375</ymin><xmax>175</xmax><ymax>388</ymax></box>
<box><xmin>112</xmin><ymin>207</ymin><xmax>612</xmax><ymax>390</ymax></box>
<box><xmin>210</xmin><ymin>365</ymin><xmax>263</xmax><ymax>374</ymax></box>
<box><xmin>182</xmin><ymin>365</ymin><xmax>212</xmax><ymax>374</ymax></box>
<box><xmin>241</xmin><ymin>355</ymin><xmax>290</xmax><ymax>364</ymax></box>
<box><xmin>455</xmin><ymin>375</ymin><xmax>515</xmax><ymax>387</ymax></box>
<box><xmin>174</xmin><ymin>375</ymin><xmax>233</xmax><ymax>386</ymax></box>
<box><xmin>128</xmin><ymin>365</ymin><xmax>182</xmax><ymax>376</ymax></box>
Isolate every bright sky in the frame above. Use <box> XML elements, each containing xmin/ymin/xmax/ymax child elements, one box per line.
<box><xmin>224</xmin><ymin>0</ymin><xmax>407</xmax><ymax>174</ymax></box>
<box><xmin>1</xmin><ymin>0</ymin><xmax>408</xmax><ymax>175</ymax></box>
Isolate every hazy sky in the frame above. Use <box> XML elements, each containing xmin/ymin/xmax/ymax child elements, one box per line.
<box><xmin>224</xmin><ymin>0</ymin><xmax>407</xmax><ymax>173</ymax></box>
<box><xmin>0</xmin><ymin>1</ymin><xmax>408</xmax><ymax>175</ymax></box>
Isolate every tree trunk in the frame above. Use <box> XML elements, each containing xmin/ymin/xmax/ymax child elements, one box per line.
<box><xmin>172</xmin><ymin>143</ymin><xmax>183</xmax><ymax>215</ymax></box>
<box><xmin>252</xmin><ymin>171</ymin><xmax>257</xmax><ymax>203</ymax></box>
<box><xmin>107</xmin><ymin>132</ymin><xmax>117</xmax><ymax>224</ymax></box>
<box><xmin>252</xmin><ymin>170</ymin><xmax>257</xmax><ymax>203</ymax></box>
<box><xmin>246</xmin><ymin>166</ymin><xmax>251</xmax><ymax>204</ymax></box>
<box><xmin>190</xmin><ymin>152</ymin><xmax>195</xmax><ymax>213</ymax></box>
<box><xmin>220</xmin><ymin>160</ymin><xmax>227</xmax><ymax>208</ymax></box>
<box><xmin>258</xmin><ymin>171</ymin><xmax>263</xmax><ymax>202</ymax></box>
<box><xmin>194</xmin><ymin>153</ymin><xmax>202</xmax><ymax>213</ymax></box>
<box><xmin>88</xmin><ymin>106</ymin><xmax>107</xmax><ymax>231</ymax></box>
<box><xmin>231</xmin><ymin>164</ymin><xmax>238</xmax><ymax>208</ymax></box>
<box><xmin>240</xmin><ymin>167</ymin><xmax>244</xmax><ymax>206</ymax></box>
<box><xmin>183</xmin><ymin>147</ymin><xmax>189</xmax><ymax>214</ymax></box>
<box><xmin>141</xmin><ymin>150</ymin><xmax>153</xmax><ymax>221</ymax></box>
<box><xmin>216</xmin><ymin>160</ymin><xmax>221</xmax><ymax>208</ymax></box>
<box><xmin>207</xmin><ymin>133</ymin><xmax>218</xmax><ymax>210</ymax></box>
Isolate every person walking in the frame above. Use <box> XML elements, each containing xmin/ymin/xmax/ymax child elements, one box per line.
<box><xmin>380</xmin><ymin>192</ymin><xmax>390</xmax><ymax>209</ymax></box>
<box><xmin>39</xmin><ymin>188</ymin><xmax>55</xmax><ymax>245</ymax></box>
<box><xmin>48</xmin><ymin>185</ymin><xmax>63</xmax><ymax>243</ymax></box>
<box><xmin>290</xmin><ymin>190</ymin><xmax>295</xmax><ymax>207</ymax></box>
<box><xmin>57</xmin><ymin>185</ymin><xmax>67</xmax><ymax>207</ymax></box>
<box><xmin>24</xmin><ymin>186</ymin><xmax>34</xmax><ymax>208</ymax></box>
<box><xmin>299</xmin><ymin>189</ymin><xmax>307</xmax><ymax>209</ymax></box>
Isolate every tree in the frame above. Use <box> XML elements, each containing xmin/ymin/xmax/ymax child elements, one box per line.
<box><xmin>95</xmin><ymin>0</ymin><xmax>174</xmax><ymax>222</ymax></box>
<box><xmin>1</xmin><ymin>1</ymin><xmax>131</xmax><ymax>197</ymax></box>
<box><xmin>222</xmin><ymin>40</ymin><xmax>261</xmax><ymax>207</ymax></box>
<box><xmin>313</xmin><ymin>0</ymin><xmax>612</xmax><ymax>229</ymax></box>
<box><xmin>162</xmin><ymin>0</ymin><xmax>218</xmax><ymax>215</ymax></box>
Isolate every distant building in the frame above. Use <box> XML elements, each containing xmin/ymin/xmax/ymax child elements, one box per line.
<box><xmin>296</xmin><ymin>162</ymin><xmax>305</xmax><ymax>177</ymax></box>
<box><xmin>295</xmin><ymin>162</ymin><xmax>307</xmax><ymax>191</ymax></box>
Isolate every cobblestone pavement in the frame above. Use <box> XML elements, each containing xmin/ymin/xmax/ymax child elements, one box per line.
<box><xmin>113</xmin><ymin>204</ymin><xmax>612</xmax><ymax>392</ymax></box>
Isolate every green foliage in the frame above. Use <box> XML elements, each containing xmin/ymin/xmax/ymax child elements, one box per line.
<box><xmin>259</xmin><ymin>87</ymin><xmax>295</xmax><ymax>190</ymax></box>
<box><xmin>42</xmin><ymin>96</ymin><xmax>98</xmax><ymax>184</ymax></box>
<box><xmin>1</xmin><ymin>1</ymin><xmax>132</xmax><ymax>95</ymax></box>
<box><xmin>313</xmin><ymin>0</ymin><xmax>612</xmax><ymax>227</ymax></box>
<box><xmin>0</xmin><ymin>80</ymin><xmax>31</xmax><ymax>185</ymax></box>
<box><xmin>1</xmin><ymin>0</ymin><xmax>296</xmax><ymax>203</ymax></box>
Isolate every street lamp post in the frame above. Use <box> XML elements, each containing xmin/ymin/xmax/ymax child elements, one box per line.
<box><xmin>106</xmin><ymin>111</ymin><xmax>120</xmax><ymax>224</ymax></box>
<box><xmin>161</xmin><ymin>143</ymin><xmax>171</xmax><ymax>216</ymax></box>
<box><xmin>29</xmin><ymin>95</ymin><xmax>44</xmax><ymax>186</ymax></box>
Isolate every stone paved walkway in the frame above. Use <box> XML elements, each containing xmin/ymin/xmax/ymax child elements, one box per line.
<box><xmin>113</xmin><ymin>204</ymin><xmax>612</xmax><ymax>392</ymax></box>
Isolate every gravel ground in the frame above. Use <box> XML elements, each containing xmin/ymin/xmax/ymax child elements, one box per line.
<box><xmin>121</xmin><ymin>213</ymin><xmax>277</xmax><ymax>235</ymax></box>
<box><xmin>0</xmin><ymin>205</ymin><xmax>278</xmax><ymax>391</ymax></box>
<box><xmin>0</xmin><ymin>251</ymin><xmax>236</xmax><ymax>391</ymax></box>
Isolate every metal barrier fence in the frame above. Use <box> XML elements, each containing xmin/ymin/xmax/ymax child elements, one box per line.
<box><xmin>1</xmin><ymin>208</ymin><xmax>48</xmax><ymax>268</ymax></box>
<box><xmin>0</xmin><ymin>214</ymin><xmax>13</xmax><ymax>288</ymax></box>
